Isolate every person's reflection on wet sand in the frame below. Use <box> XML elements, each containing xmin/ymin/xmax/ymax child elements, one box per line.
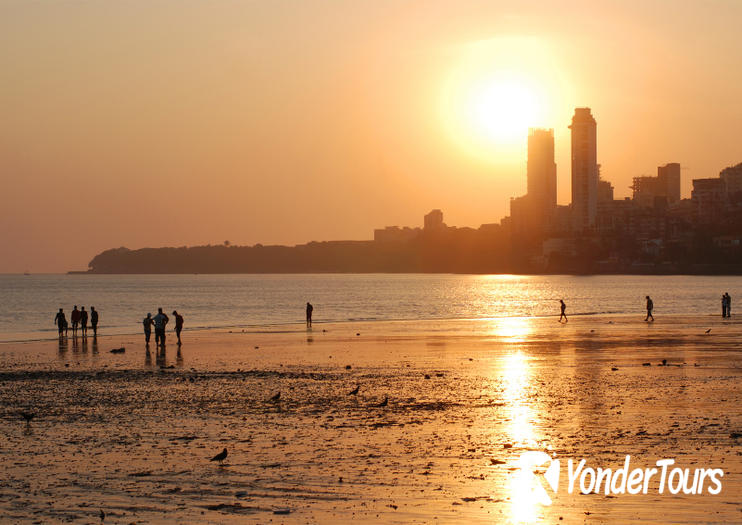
<box><xmin>176</xmin><ymin>347</ymin><xmax>183</xmax><ymax>367</ymax></box>
<box><xmin>72</xmin><ymin>336</ymin><xmax>79</xmax><ymax>353</ymax></box>
<box><xmin>156</xmin><ymin>344</ymin><xmax>166</xmax><ymax>368</ymax></box>
<box><xmin>144</xmin><ymin>345</ymin><xmax>153</xmax><ymax>368</ymax></box>
<box><xmin>91</xmin><ymin>338</ymin><xmax>98</xmax><ymax>355</ymax></box>
<box><xmin>58</xmin><ymin>337</ymin><xmax>68</xmax><ymax>356</ymax></box>
<box><xmin>81</xmin><ymin>337</ymin><xmax>88</xmax><ymax>354</ymax></box>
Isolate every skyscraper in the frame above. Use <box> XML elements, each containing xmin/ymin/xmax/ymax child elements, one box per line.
<box><xmin>569</xmin><ymin>108</ymin><xmax>598</xmax><ymax>232</ymax></box>
<box><xmin>509</xmin><ymin>129</ymin><xmax>557</xmax><ymax>238</ymax></box>
<box><xmin>527</xmin><ymin>128</ymin><xmax>557</xmax><ymax>213</ymax></box>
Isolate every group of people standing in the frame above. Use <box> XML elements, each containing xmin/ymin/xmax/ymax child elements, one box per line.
<box><xmin>54</xmin><ymin>305</ymin><xmax>99</xmax><ymax>337</ymax></box>
<box><xmin>143</xmin><ymin>308</ymin><xmax>184</xmax><ymax>346</ymax></box>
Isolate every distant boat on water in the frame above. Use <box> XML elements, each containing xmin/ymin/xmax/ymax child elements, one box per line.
<box><xmin>23</xmin><ymin>271</ymin><xmax>30</xmax><ymax>276</ymax></box>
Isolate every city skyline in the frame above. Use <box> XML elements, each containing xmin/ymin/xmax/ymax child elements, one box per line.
<box><xmin>2</xmin><ymin>1</ymin><xmax>742</xmax><ymax>272</ymax></box>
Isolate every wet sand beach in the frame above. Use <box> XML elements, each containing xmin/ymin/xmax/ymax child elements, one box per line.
<box><xmin>1</xmin><ymin>315</ymin><xmax>741</xmax><ymax>523</ymax></box>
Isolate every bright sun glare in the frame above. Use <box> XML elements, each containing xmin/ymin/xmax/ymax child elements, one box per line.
<box><xmin>440</xmin><ymin>36</ymin><xmax>572</xmax><ymax>160</ymax></box>
<box><xmin>470</xmin><ymin>74</ymin><xmax>541</xmax><ymax>143</ymax></box>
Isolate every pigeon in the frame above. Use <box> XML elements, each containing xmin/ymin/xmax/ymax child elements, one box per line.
<box><xmin>375</xmin><ymin>396</ymin><xmax>388</xmax><ymax>407</ymax></box>
<box><xmin>210</xmin><ymin>448</ymin><xmax>228</xmax><ymax>464</ymax></box>
<box><xmin>19</xmin><ymin>411</ymin><xmax>35</xmax><ymax>423</ymax></box>
<box><xmin>268</xmin><ymin>392</ymin><xmax>281</xmax><ymax>402</ymax></box>
<box><xmin>705</xmin><ymin>328</ymin><xmax>712</xmax><ymax>334</ymax></box>
<box><xmin>348</xmin><ymin>385</ymin><xmax>360</xmax><ymax>396</ymax></box>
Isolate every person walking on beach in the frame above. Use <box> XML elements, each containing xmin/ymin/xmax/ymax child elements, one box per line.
<box><xmin>306</xmin><ymin>302</ymin><xmax>313</xmax><ymax>328</ymax></box>
<box><xmin>726</xmin><ymin>293</ymin><xmax>732</xmax><ymax>317</ymax></box>
<box><xmin>172</xmin><ymin>310</ymin><xmax>184</xmax><ymax>345</ymax></box>
<box><xmin>90</xmin><ymin>306</ymin><xmax>99</xmax><ymax>336</ymax></box>
<box><xmin>80</xmin><ymin>306</ymin><xmax>88</xmax><ymax>336</ymax></box>
<box><xmin>70</xmin><ymin>305</ymin><xmax>81</xmax><ymax>335</ymax></box>
<box><xmin>559</xmin><ymin>299</ymin><xmax>568</xmax><ymax>323</ymax></box>
<box><xmin>54</xmin><ymin>308</ymin><xmax>67</xmax><ymax>336</ymax></box>
<box><xmin>143</xmin><ymin>313</ymin><xmax>154</xmax><ymax>344</ymax></box>
<box><xmin>153</xmin><ymin>308</ymin><xmax>169</xmax><ymax>346</ymax></box>
<box><xmin>645</xmin><ymin>296</ymin><xmax>654</xmax><ymax>322</ymax></box>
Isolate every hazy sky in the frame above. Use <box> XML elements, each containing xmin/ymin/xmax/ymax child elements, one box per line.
<box><xmin>2</xmin><ymin>0</ymin><xmax>741</xmax><ymax>272</ymax></box>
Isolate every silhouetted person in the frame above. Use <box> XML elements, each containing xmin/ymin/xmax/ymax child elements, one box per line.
<box><xmin>80</xmin><ymin>306</ymin><xmax>88</xmax><ymax>336</ymax></box>
<box><xmin>70</xmin><ymin>305</ymin><xmax>81</xmax><ymax>335</ymax></box>
<box><xmin>54</xmin><ymin>308</ymin><xmax>67</xmax><ymax>336</ymax></box>
<box><xmin>90</xmin><ymin>306</ymin><xmax>99</xmax><ymax>336</ymax></box>
<box><xmin>726</xmin><ymin>292</ymin><xmax>732</xmax><ymax>317</ymax></box>
<box><xmin>722</xmin><ymin>294</ymin><xmax>728</xmax><ymax>317</ymax></box>
<box><xmin>645</xmin><ymin>296</ymin><xmax>654</xmax><ymax>322</ymax></box>
<box><xmin>153</xmin><ymin>308</ymin><xmax>169</xmax><ymax>346</ymax></box>
<box><xmin>143</xmin><ymin>313</ymin><xmax>154</xmax><ymax>344</ymax></box>
<box><xmin>559</xmin><ymin>299</ymin><xmax>568</xmax><ymax>323</ymax></box>
<box><xmin>306</xmin><ymin>302</ymin><xmax>313</xmax><ymax>327</ymax></box>
<box><xmin>172</xmin><ymin>310</ymin><xmax>184</xmax><ymax>345</ymax></box>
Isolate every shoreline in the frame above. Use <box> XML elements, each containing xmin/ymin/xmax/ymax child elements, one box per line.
<box><xmin>2</xmin><ymin>311</ymin><xmax>739</xmax><ymax>346</ymax></box>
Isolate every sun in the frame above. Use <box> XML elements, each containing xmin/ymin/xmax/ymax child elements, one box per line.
<box><xmin>438</xmin><ymin>36</ymin><xmax>572</xmax><ymax>160</ymax></box>
<box><xmin>469</xmin><ymin>74</ymin><xmax>541</xmax><ymax>143</ymax></box>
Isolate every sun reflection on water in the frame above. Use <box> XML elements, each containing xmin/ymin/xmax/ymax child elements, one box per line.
<box><xmin>489</xmin><ymin>317</ymin><xmax>533</xmax><ymax>342</ymax></box>
<box><xmin>502</xmin><ymin>351</ymin><xmax>542</xmax><ymax>523</ymax></box>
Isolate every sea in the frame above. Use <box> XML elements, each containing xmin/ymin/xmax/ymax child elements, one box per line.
<box><xmin>0</xmin><ymin>273</ymin><xmax>736</xmax><ymax>342</ymax></box>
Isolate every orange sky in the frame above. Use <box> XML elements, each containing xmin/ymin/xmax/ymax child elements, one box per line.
<box><xmin>2</xmin><ymin>1</ymin><xmax>741</xmax><ymax>272</ymax></box>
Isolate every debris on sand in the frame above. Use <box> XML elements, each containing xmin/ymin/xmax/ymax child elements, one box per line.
<box><xmin>611</xmin><ymin>367</ymin><xmax>619</xmax><ymax>371</ymax></box>
<box><xmin>489</xmin><ymin>458</ymin><xmax>505</xmax><ymax>465</ymax></box>
<box><xmin>273</xmin><ymin>508</ymin><xmax>291</xmax><ymax>515</ymax></box>
<box><xmin>110</xmin><ymin>348</ymin><xmax>125</xmax><ymax>354</ymax></box>
<box><xmin>642</xmin><ymin>362</ymin><xmax>651</xmax><ymax>366</ymax></box>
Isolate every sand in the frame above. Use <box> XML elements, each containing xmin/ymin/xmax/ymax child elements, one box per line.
<box><xmin>1</xmin><ymin>315</ymin><xmax>741</xmax><ymax>524</ymax></box>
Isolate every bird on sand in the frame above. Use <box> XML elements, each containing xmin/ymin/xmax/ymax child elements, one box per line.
<box><xmin>268</xmin><ymin>392</ymin><xmax>281</xmax><ymax>402</ymax></box>
<box><xmin>19</xmin><ymin>411</ymin><xmax>35</xmax><ymax>423</ymax></box>
<box><xmin>705</xmin><ymin>328</ymin><xmax>712</xmax><ymax>334</ymax></box>
<box><xmin>375</xmin><ymin>396</ymin><xmax>388</xmax><ymax>407</ymax></box>
<box><xmin>348</xmin><ymin>385</ymin><xmax>360</xmax><ymax>396</ymax></box>
<box><xmin>210</xmin><ymin>448</ymin><xmax>228</xmax><ymax>464</ymax></box>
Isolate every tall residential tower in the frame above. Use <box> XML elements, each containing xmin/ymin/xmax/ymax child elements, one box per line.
<box><xmin>527</xmin><ymin>128</ymin><xmax>557</xmax><ymax>213</ymax></box>
<box><xmin>569</xmin><ymin>108</ymin><xmax>598</xmax><ymax>232</ymax></box>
